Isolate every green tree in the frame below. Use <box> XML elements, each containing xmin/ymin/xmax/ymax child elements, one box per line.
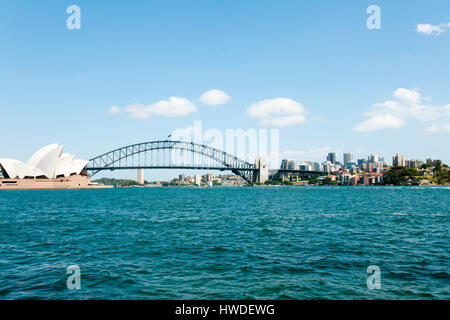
<box><xmin>383</xmin><ymin>167</ymin><xmax>419</xmax><ymax>185</ymax></box>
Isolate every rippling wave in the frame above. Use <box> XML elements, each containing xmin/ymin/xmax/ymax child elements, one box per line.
<box><xmin>0</xmin><ymin>187</ymin><xmax>448</xmax><ymax>299</ymax></box>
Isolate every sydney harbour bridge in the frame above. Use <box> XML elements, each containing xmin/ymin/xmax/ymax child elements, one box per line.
<box><xmin>86</xmin><ymin>140</ymin><xmax>324</xmax><ymax>183</ymax></box>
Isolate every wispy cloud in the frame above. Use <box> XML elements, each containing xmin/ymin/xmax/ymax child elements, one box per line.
<box><xmin>425</xmin><ymin>123</ymin><xmax>450</xmax><ymax>134</ymax></box>
<box><xmin>110</xmin><ymin>97</ymin><xmax>197</xmax><ymax>119</ymax></box>
<box><xmin>354</xmin><ymin>114</ymin><xmax>404</xmax><ymax>132</ymax></box>
<box><xmin>416</xmin><ymin>22</ymin><xmax>450</xmax><ymax>36</ymax></box>
<box><xmin>354</xmin><ymin>88</ymin><xmax>450</xmax><ymax>133</ymax></box>
<box><xmin>108</xmin><ymin>105</ymin><xmax>122</xmax><ymax>115</ymax></box>
<box><xmin>247</xmin><ymin>98</ymin><xmax>308</xmax><ymax>127</ymax></box>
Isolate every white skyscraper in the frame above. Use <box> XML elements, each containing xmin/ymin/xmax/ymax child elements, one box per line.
<box><xmin>194</xmin><ymin>175</ymin><xmax>202</xmax><ymax>186</ymax></box>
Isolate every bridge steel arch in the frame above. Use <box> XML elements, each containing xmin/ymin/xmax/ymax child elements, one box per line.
<box><xmin>86</xmin><ymin>140</ymin><xmax>257</xmax><ymax>183</ymax></box>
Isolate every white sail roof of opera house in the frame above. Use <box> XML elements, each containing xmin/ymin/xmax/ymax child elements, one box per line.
<box><xmin>0</xmin><ymin>144</ymin><xmax>89</xmax><ymax>179</ymax></box>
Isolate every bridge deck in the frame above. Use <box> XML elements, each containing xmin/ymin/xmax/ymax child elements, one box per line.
<box><xmin>87</xmin><ymin>166</ymin><xmax>257</xmax><ymax>171</ymax></box>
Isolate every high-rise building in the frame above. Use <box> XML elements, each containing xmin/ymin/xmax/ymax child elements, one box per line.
<box><xmin>392</xmin><ymin>153</ymin><xmax>405</xmax><ymax>167</ymax></box>
<box><xmin>357</xmin><ymin>159</ymin><xmax>366</xmax><ymax>169</ymax></box>
<box><xmin>179</xmin><ymin>173</ymin><xmax>185</xmax><ymax>182</ymax></box>
<box><xmin>322</xmin><ymin>161</ymin><xmax>332</xmax><ymax>173</ymax></box>
<box><xmin>280</xmin><ymin>159</ymin><xmax>289</xmax><ymax>170</ymax></box>
<box><xmin>287</xmin><ymin>160</ymin><xmax>299</xmax><ymax>170</ymax></box>
<box><xmin>313</xmin><ymin>162</ymin><xmax>321</xmax><ymax>171</ymax></box>
<box><xmin>343</xmin><ymin>153</ymin><xmax>352</xmax><ymax>167</ymax></box>
<box><xmin>327</xmin><ymin>152</ymin><xmax>336</xmax><ymax>164</ymax></box>
<box><xmin>137</xmin><ymin>168</ymin><xmax>144</xmax><ymax>184</ymax></box>
<box><xmin>194</xmin><ymin>175</ymin><xmax>202</xmax><ymax>186</ymax></box>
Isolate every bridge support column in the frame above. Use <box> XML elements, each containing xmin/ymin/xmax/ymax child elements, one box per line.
<box><xmin>255</xmin><ymin>157</ymin><xmax>268</xmax><ymax>184</ymax></box>
<box><xmin>137</xmin><ymin>169</ymin><xmax>144</xmax><ymax>185</ymax></box>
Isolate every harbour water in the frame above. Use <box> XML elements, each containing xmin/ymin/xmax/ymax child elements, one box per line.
<box><xmin>0</xmin><ymin>187</ymin><xmax>448</xmax><ymax>299</ymax></box>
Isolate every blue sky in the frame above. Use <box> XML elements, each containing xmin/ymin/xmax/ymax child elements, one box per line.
<box><xmin>1</xmin><ymin>0</ymin><xmax>449</xmax><ymax>180</ymax></box>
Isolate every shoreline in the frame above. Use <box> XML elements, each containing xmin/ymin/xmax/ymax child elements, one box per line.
<box><xmin>2</xmin><ymin>184</ymin><xmax>448</xmax><ymax>190</ymax></box>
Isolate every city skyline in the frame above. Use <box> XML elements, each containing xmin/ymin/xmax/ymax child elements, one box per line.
<box><xmin>1</xmin><ymin>0</ymin><xmax>450</xmax><ymax>182</ymax></box>
<box><xmin>0</xmin><ymin>135</ymin><xmax>446</xmax><ymax>181</ymax></box>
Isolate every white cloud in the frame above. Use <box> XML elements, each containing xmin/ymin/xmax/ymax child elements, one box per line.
<box><xmin>198</xmin><ymin>89</ymin><xmax>231</xmax><ymax>106</ymax></box>
<box><xmin>393</xmin><ymin>88</ymin><xmax>421</xmax><ymax>103</ymax></box>
<box><xmin>354</xmin><ymin>114</ymin><xmax>404</xmax><ymax>132</ymax></box>
<box><xmin>416</xmin><ymin>22</ymin><xmax>450</xmax><ymax>36</ymax></box>
<box><xmin>247</xmin><ymin>98</ymin><xmax>308</xmax><ymax>127</ymax></box>
<box><xmin>354</xmin><ymin>88</ymin><xmax>450</xmax><ymax>133</ymax></box>
<box><xmin>123</xmin><ymin>97</ymin><xmax>197</xmax><ymax>119</ymax></box>
<box><xmin>108</xmin><ymin>105</ymin><xmax>122</xmax><ymax>115</ymax></box>
<box><xmin>425</xmin><ymin>123</ymin><xmax>450</xmax><ymax>134</ymax></box>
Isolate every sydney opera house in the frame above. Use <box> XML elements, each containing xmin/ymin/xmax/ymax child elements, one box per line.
<box><xmin>0</xmin><ymin>144</ymin><xmax>111</xmax><ymax>189</ymax></box>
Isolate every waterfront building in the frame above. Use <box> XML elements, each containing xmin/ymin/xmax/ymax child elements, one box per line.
<box><xmin>426</xmin><ymin>159</ymin><xmax>442</xmax><ymax>167</ymax></box>
<box><xmin>0</xmin><ymin>144</ymin><xmax>111</xmax><ymax>190</ymax></box>
<box><xmin>0</xmin><ymin>143</ymin><xmax>88</xmax><ymax>179</ymax></box>
<box><xmin>287</xmin><ymin>160</ymin><xmax>299</xmax><ymax>170</ymax></box>
<box><xmin>393</xmin><ymin>153</ymin><xmax>405</xmax><ymax>167</ymax></box>
<box><xmin>406</xmin><ymin>159</ymin><xmax>424</xmax><ymax>168</ymax></box>
<box><xmin>179</xmin><ymin>174</ymin><xmax>185</xmax><ymax>182</ymax></box>
<box><xmin>406</xmin><ymin>160</ymin><xmax>414</xmax><ymax>168</ymax></box>
<box><xmin>363</xmin><ymin>173</ymin><xmax>383</xmax><ymax>185</ymax></box>
<box><xmin>194</xmin><ymin>175</ymin><xmax>202</xmax><ymax>186</ymax></box>
<box><xmin>313</xmin><ymin>162</ymin><xmax>321</xmax><ymax>172</ymax></box>
<box><xmin>299</xmin><ymin>163</ymin><xmax>312</xmax><ymax>171</ymax></box>
<box><xmin>305</xmin><ymin>161</ymin><xmax>315</xmax><ymax>170</ymax></box>
<box><xmin>280</xmin><ymin>159</ymin><xmax>290</xmax><ymax>170</ymax></box>
<box><xmin>350</xmin><ymin>175</ymin><xmax>360</xmax><ymax>186</ymax></box>
<box><xmin>340</xmin><ymin>173</ymin><xmax>351</xmax><ymax>185</ymax></box>
<box><xmin>322</xmin><ymin>161</ymin><xmax>332</xmax><ymax>173</ymax></box>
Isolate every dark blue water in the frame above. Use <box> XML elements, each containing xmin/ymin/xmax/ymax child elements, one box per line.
<box><xmin>0</xmin><ymin>187</ymin><xmax>448</xmax><ymax>299</ymax></box>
